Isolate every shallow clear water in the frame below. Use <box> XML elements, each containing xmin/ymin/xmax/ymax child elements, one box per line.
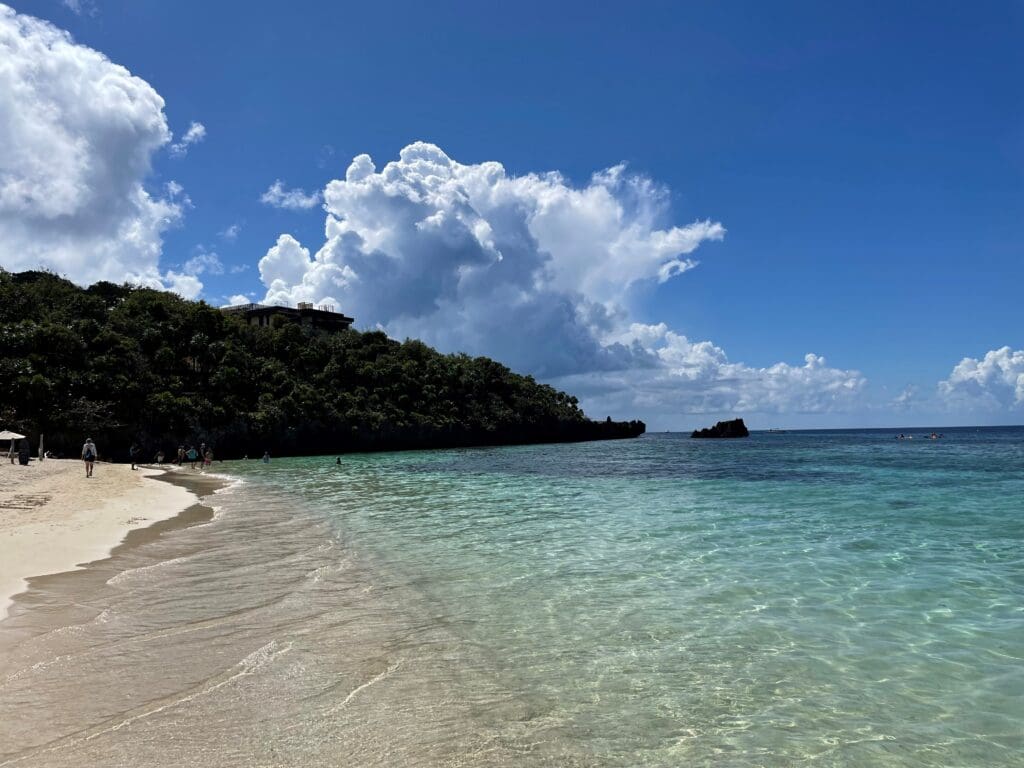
<box><xmin>2</xmin><ymin>428</ymin><xmax>1022</xmax><ymax>766</ymax></box>
<box><xmin>247</xmin><ymin>427</ymin><xmax>1024</xmax><ymax>766</ymax></box>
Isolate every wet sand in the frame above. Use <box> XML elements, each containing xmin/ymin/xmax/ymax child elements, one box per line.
<box><xmin>0</xmin><ymin>467</ymin><xmax>585</xmax><ymax>767</ymax></box>
<box><xmin>0</xmin><ymin>460</ymin><xmax>198</xmax><ymax>619</ymax></box>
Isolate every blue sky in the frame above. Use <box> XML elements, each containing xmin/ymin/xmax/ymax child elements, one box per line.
<box><xmin>2</xmin><ymin>1</ymin><xmax>1022</xmax><ymax>428</ymax></box>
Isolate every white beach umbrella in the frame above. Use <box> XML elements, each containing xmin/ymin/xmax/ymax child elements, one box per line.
<box><xmin>0</xmin><ymin>430</ymin><xmax>26</xmax><ymax>459</ymax></box>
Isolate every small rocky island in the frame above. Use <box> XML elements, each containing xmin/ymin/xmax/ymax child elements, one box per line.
<box><xmin>691</xmin><ymin>418</ymin><xmax>750</xmax><ymax>439</ymax></box>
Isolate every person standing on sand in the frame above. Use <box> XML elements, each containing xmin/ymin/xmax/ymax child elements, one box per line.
<box><xmin>129</xmin><ymin>442</ymin><xmax>140</xmax><ymax>470</ymax></box>
<box><xmin>82</xmin><ymin>438</ymin><xmax>97</xmax><ymax>478</ymax></box>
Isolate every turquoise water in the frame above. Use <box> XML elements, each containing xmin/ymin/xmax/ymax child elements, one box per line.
<box><xmin>230</xmin><ymin>427</ymin><xmax>1024</xmax><ymax>766</ymax></box>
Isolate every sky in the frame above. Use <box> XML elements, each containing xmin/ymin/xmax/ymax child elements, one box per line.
<box><xmin>1</xmin><ymin>0</ymin><xmax>1022</xmax><ymax>430</ymax></box>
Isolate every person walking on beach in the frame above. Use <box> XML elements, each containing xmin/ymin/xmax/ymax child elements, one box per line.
<box><xmin>186</xmin><ymin>445</ymin><xmax>198</xmax><ymax>469</ymax></box>
<box><xmin>203</xmin><ymin>448</ymin><xmax>213</xmax><ymax>470</ymax></box>
<box><xmin>129</xmin><ymin>442</ymin><xmax>140</xmax><ymax>471</ymax></box>
<box><xmin>82</xmin><ymin>438</ymin><xmax>97</xmax><ymax>478</ymax></box>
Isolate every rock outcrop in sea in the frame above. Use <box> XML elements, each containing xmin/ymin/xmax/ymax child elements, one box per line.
<box><xmin>690</xmin><ymin>418</ymin><xmax>750</xmax><ymax>439</ymax></box>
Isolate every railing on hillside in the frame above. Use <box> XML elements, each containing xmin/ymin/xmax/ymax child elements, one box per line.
<box><xmin>222</xmin><ymin>302</ymin><xmax>343</xmax><ymax>315</ymax></box>
<box><xmin>221</xmin><ymin>302</ymin><xmax>270</xmax><ymax>312</ymax></box>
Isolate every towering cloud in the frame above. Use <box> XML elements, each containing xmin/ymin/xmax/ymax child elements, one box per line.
<box><xmin>0</xmin><ymin>5</ymin><xmax>190</xmax><ymax>293</ymax></box>
<box><xmin>259</xmin><ymin>143</ymin><xmax>864</xmax><ymax>422</ymax></box>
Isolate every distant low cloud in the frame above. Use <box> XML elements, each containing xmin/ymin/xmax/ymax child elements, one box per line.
<box><xmin>0</xmin><ymin>5</ymin><xmax>194</xmax><ymax>297</ymax></box>
<box><xmin>260</xmin><ymin>180</ymin><xmax>321</xmax><ymax>210</ymax></box>
<box><xmin>939</xmin><ymin>346</ymin><xmax>1024</xmax><ymax>411</ymax></box>
<box><xmin>551</xmin><ymin>325</ymin><xmax>864</xmax><ymax>420</ymax></box>
<box><xmin>224</xmin><ymin>293</ymin><xmax>251</xmax><ymax>306</ymax></box>
<box><xmin>169</xmin><ymin>121</ymin><xmax>206</xmax><ymax>157</ymax></box>
<box><xmin>257</xmin><ymin>142</ymin><xmax>864</xmax><ymax>423</ymax></box>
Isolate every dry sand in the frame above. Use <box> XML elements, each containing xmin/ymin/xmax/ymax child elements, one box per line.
<box><xmin>0</xmin><ymin>458</ymin><xmax>196</xmax><ymax>619</ymax></box>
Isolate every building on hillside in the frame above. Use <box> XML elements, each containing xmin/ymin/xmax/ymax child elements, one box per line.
<box><xmin>221</xmin><ymin>302</ymin><xmax>354</xmax><ymax>332</ymax></box>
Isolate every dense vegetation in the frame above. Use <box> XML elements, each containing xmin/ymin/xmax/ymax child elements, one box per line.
<box><xmin>0</xmin><ymin>270</ymin><xmax>643</xmax><ymax>460</ymax></box>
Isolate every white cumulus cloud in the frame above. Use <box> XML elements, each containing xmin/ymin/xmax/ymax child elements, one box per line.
<box><xmin>162</xmin><ymin>271</ymin><xmax>203</xmax><ymax>300</ymax></box>
<box><xmin>183</xmin><ymin>250</ymin><xmax>223</xmax><ymax>276</ymax></box>
<box><xmin>260</xmin><ymin>180</ymin><xmax>321</xmax><ymax>210</ymax></box>
<box><xmin>169</xmin><ymin>120</ymin><xmax>206</xmax><ymax>157</ymax></box>
<box><xmin>257</xmin><ymin>142</ymin><xmax>864</xmax><ymax>423</ymax></box>
<box><xmin>551</xmin><ymin>328</ymin><xmax>865</xmax><ymax>421</ymax></box>
<box><xmin>0</xmin><ymin>5</ymin><xmax>195</xmax><ymax>296</ymax></box>
<box><xmin>938</xmin><ymin>346</ymin><xmax>1024</xmax><ymax>411</ymax></box>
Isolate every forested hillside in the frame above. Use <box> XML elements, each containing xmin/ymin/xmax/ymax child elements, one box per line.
<box><xmin>0</xmin><ymin>271</ymin><xmax>644</xmax><ymax>460</ymax></box>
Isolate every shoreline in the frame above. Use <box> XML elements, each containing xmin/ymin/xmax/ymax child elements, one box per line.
<box><xmin>0</xmin><ymin>459</ymin><xmax>216</xmax><ymax>621</ymax></box>
<box><xmin>0</xmin><ymin>456</ymin><xmax>581</xmax><ymax>767</ymax></box>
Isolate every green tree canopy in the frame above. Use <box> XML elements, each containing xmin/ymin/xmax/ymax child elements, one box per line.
<box><xmin>0</xmin><ymin>270</ymin><xmax>644</xmax><ymax>459</ymax></box>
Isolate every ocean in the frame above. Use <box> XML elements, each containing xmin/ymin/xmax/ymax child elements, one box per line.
<box><xmin>1</xmin><ymin>427</ymin><xmax>1022</xmax><ymax>766</ymax></box>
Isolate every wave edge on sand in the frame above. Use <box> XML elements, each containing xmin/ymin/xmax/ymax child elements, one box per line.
<box><xmin>0</xmin><ymin>460</ymin><xmax>219</xmax><ymax>620</ymax></box>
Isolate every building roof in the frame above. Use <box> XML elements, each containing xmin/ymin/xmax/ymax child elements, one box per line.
<box><xmin>221</xmin><ymin>302</ymin><xmax>354</xmax><ymax>324</ymax></box>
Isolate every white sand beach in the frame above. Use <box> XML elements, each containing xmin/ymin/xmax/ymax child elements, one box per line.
<box><xmin>0</xmin><ymin>459</ymin><xmax>196</xmax><ymax>619</ymax></box>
